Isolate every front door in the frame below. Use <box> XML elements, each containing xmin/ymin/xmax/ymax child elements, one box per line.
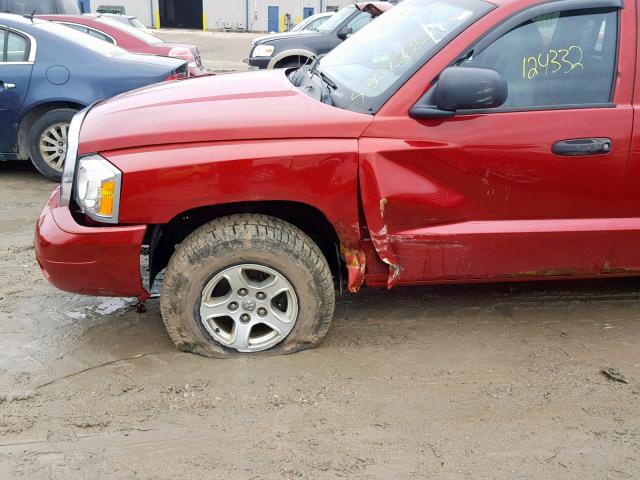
<box><xmin>267</xmin><ymin>6</ymin><xmax>279</xmax><ymax>33</ymax></box>
<box><xmin>0</xmin><ymin>27</ymin><xmax>33</xmax><ymax>155</ymax></box>
<box><xmin>360</xmin><ymin>3</ymin><xmax>634</xmax><ymax>286</ymax></box>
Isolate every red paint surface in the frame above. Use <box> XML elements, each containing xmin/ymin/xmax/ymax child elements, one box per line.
<box><xmin>35</xmin><ymin>0</ymin><xmax>640</xmax><ymax>296</ymax></box>
<box><xmin>37</xmin><ymin>15</ymin><xmax>207</xmax><ymax>76</ymax></box>
<box><xmin>78</xmin><ymin>70</ymin><xmax>372</xmax><ymax>155</ymax></box>
<box><xmin>35</xmin><ymin>189</ymin><xmax>147</xmax><ymax>297</ymax></box>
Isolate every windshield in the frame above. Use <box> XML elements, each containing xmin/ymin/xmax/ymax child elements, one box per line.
<box><xmin>317</xmin><ymin>0</ymin><xmax>493</xmax><ymax>114</ymax></box>
<box><xmin>98</xmin><ymin>16</ymin><xmax>163</xmax><ymax>44</ymax></box>
<box><xmin>291</xmin><ymin>15</ymin><xmax>314</xmax><ymax>32</ymax></box>
<box><xmin>317</xmin><ymin>5</ymin><xmax>356</xmax><ymax>33</ymax></box>
<box><xmin>39</xmin><ymin>21</ymin><xmax>125</xmax><ymax>56</ymax></box>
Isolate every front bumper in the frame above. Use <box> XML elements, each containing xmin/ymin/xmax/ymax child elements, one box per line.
<box><xmin>34</xmin><ymin>188</ymin><xmax>149</xmax><ymax>298</ymax></box>
<box><xmin>245</xmin><ymin>57</ymin><xmax>270</xmax><ymax>70</ymax></box>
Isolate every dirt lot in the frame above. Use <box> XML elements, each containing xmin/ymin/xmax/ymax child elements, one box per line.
<box><xmin>155</xmin><ymin>30</ymin><xmax>260</xmax><ymax>73</ymax></box>
<box><xmin>1</xmin><ymin>32</ymin><xmax>639</xmax><ymax>480</ymax></box>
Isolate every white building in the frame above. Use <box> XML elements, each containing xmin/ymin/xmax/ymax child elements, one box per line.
<box><xmin>89</xmin><ymin>0</ymin><xmax>364</xmax><ymax>32</ymax></box>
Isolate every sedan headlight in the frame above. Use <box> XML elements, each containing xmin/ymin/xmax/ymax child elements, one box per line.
<box><xmin>252</xmin><ymin>44</ymin><xmax>275</xmax><ymax>57</ymax></box>
<box><xmin>75</xmin><ymin>155</ymin><xmax>122</xmax><ymax>223</ymax></box>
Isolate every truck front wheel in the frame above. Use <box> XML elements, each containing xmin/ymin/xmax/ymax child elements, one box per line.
<box><xmin>160</xmin><ymin>214</ymin><xmax>335</xmax><ymax>357</ymax></box>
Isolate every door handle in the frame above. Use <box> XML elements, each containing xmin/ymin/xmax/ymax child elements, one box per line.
<box><xmin>1</xmin><ymin>82</ymin><xmax>16</xmax><ymax>91</ymax></box>
<box><xmin>552</xmin><ymin>138</ymin><xmax>612</xmax><ymax>156</ymax></box>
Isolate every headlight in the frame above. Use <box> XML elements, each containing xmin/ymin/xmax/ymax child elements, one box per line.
<box><xmin>75</xmin><ymin>154</ymin><xmax>122</xmax><ymax>224</ymax></box>
<box><xmin>60</xmin><ymin>107</ymin><xmax>90</xmax><ymax>206</ymax></box>
<box><xmin>252</xmin><ymin>44</ymin><xmax>275</xmax><ymax>57</ymax></box>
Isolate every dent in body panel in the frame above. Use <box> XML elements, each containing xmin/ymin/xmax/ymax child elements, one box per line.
<box><xmin>358</xmin><ymin>137</ymin><xmax>619</xmax><ymax>284</ymax></box>
<box><xmin>359</xmin><ymin>139</ymin><xmax>466</xmax><ymax>287</ymax></box>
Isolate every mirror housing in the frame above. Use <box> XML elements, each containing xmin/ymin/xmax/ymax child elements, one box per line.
<box><xmin>337</xmin><ymin>26</ymin><xmax>353</xmax><ymax>40</ymax></box>
<box><xmin>410</xmin><ymin>66</ymin><xmax>508</xmax><ymax>119</ymax></box>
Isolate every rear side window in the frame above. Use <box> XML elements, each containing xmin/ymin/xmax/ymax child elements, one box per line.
<box><xmin>61</xmin><ymin>23</ymin><xmax>115</xmax><ymax>44</ymax></box>
<box><xmin>462</xmin><ymin>8</ymin><xmax>618</xmax><ymax>108</ymax></box>
<box><xmin>2</xmin><ymin>30</ymin><xmax>29</xmax><ymax>62</ymax></box>
<box><xmin>86</xmin><ymin>28</ymin><xmax>114</xmax><ymax>43</ymax></box>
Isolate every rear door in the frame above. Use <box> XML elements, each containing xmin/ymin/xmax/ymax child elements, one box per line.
<box><xmin>0</xmin><ymin>26</ymin><xmax>34</xmax><ymax>155</ymax></box>
<box><xmin>360</xmin><ymin>1</ymin><xmax>634</xmax><ymax>286</ymax></box>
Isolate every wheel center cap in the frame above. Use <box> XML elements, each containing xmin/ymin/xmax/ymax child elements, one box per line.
<box><xmin>241</xmin><ymin>299</ymin><xmax>256</xmax><ymax>312</ymax></box>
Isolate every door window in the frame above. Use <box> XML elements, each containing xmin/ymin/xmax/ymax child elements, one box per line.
<box><xmin>347</xmin><ymin>12</ymin><xmax>373</xmax><ymax>34</ymax></box>
<box><xmin>462</xmin><ymin>8</ymin><xmax>618</xmax><ymax>108</ymax></box>
<box><xmin>2</xmin><ymin>30</ymin><xmax>28</xmax><ymax>62</ymax></box>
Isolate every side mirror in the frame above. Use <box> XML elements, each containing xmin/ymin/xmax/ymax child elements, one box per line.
<box><xmin>410</xmin><ymin>66</ymin><xmax>507</xmax><ymax>119</ymax></box>
<box><xmin>337</xmin><ymin>26</ymin><xmax>353</xmax><ymax>40</ymax></box>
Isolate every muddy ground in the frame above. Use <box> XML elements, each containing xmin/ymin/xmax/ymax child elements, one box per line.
<box><xmin>1</xmin><ymin>32</ymin><xmax>639</xmax><ymax>480</ymax></box>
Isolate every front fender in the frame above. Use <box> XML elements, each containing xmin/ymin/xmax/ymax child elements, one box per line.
<box><xmin>268</xmin><ymin>48</ymin><xmax>316</xmax><ymax>68</ymax></box>
<box><xmin>103</xmin><ymin>138</ymin><xmax>361</xmax><ymax>245</ymax></box>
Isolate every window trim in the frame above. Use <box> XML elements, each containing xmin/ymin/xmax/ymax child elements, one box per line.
<box><xmin>443</xmin><ymin>0</ymin><xmax>623</xmax><ymax>114</ymax></box>
<box><xmin>57</xmin><ymin>22</ymin><xmax>118</xmax><ymax>45</ymax></box>
<box><xmin>0</xmin><ymin>26</ymin><xmax>36</xmax><ymax>65</ymax></box>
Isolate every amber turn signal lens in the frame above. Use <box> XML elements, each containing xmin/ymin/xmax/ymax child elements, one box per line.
<box><xmin>98</xmin><ymin>179</ymin><xmax>115</xmax><ymax>216</ymax></box>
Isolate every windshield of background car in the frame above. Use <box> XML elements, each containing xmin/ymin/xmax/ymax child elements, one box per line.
<box><xmin>291</xmin><ymin>15</ymin><xmax>312</xmax><ymax>32</ymax></box>
<box><xmin>317</xmin><ymin>5</ymin><xmax>356</xmax><ymax>33</ymax></box>
<box><xmin>39</xmin><ymin>20</ymin><xmax>125</xmax><ymax>56</ymax></box>
<box><xmin>98</xmin><ymin>16</ymin><xmax>163</xmax><ymax>44</ymax></box>
<box><xmin>319</xmin><ymin>0</ymin><xmax>493</xmax><ymax>114</ymax></box>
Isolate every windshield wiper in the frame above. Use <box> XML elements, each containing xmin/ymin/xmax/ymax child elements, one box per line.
<box><xmin>308</xmin><ymin>55</ymin><xmax>338</xmax><ymax>104</ymax></box>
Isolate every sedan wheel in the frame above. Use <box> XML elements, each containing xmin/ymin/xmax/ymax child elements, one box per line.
<box><xmin>39</xmin><ymin>123</ymin><xmax>69</xmax><ymax>172</ymax></box>
<box><xmin>28</xmin><ymin>108</ymin><xmax>78</xmax><ymax>181</ymax></box>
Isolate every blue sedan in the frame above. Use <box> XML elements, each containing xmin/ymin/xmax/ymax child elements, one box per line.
<box><xmin>0</xmin><ymin>14</ymin><xmax>187</xmax><ymax>180</ymax></box>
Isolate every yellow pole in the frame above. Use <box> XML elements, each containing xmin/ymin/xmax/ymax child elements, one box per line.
<box><xmin>202</xmin><ymin>12</ymin><xmax>207</xmax><ymax>31</ymax></box>
<box><xmin>155</xmin><ymin>10</ymin><xmax>160</xmax><ymax>29</ymax></box>
<box><xmin>280</xmin><ymin>14</ymin><xmax>284</xmax><ymax>32</ymax></box>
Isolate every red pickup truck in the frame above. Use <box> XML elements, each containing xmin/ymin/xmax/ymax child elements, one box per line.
<box><xmin>36</xmin><ymin>0</ymin><xmax>633</xmax><ymax>357</ymax></box>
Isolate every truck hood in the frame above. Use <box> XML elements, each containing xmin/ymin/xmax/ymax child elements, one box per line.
<box><xmin>252</xmin><ymin>31</ymin><xmax>319</xmax><ymax>45</ymax></box>
<box><xmin>78</xmin><ymin>70</ymin><xmax>372</xmax><ymax>155</ymax></box>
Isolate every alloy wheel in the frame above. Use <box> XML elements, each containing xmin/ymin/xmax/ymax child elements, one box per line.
<box><xmin>199</xmin><ymin>264</ymin><xmax>299</xmax><ymax>352</ymax></box>
<box><xmin>39</xmin><ymin>122</ymin><xmax>69</xmax><ymax>172</ymax></box>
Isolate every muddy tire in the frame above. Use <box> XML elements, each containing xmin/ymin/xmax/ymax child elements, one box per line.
<box><xmin>160</xmin><ymin>214</ymin><xmax>335</xmax><ymax>358</ymax></box>
<box><xmin>28</xmin><ymin>108</ymin><xmax>77</xmax><ymax>181</ymax></box>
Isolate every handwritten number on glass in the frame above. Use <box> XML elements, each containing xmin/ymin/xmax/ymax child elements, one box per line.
<box><xmin>522</xmin><ymin>46</ymin><xmax>583</xmax><ymax>80</ymax></box>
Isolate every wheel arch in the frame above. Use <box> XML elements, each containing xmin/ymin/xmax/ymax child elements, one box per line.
<box><xmin>17</xmin><ymin>100</ymin><xmax>86</xmax><ymax>159</ymax></box>
<box><xmin>268</xmin><ymin>49</ymin><xmax>315</xmax><ymax>69</ymax></box>
<box><xmin>147</xmin><ymin>200</ymin><xmax>345</xmax><ymax>291</ymax></box>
